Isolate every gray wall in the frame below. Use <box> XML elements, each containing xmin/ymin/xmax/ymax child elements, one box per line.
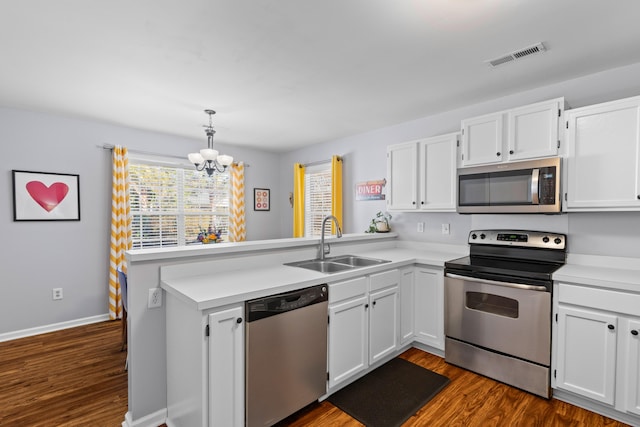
<box><xmin>278</xmin><ymin>61</ymin><xmax>640</xmax><ymax>257</ymax></box>
<box><xmin>0</xmin><ymin>108</ymin><xmax>280</xmax><ymax>335</ymax></box>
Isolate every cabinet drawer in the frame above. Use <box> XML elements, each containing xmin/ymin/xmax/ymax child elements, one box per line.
<box><xmin>558</xmin><ymin>284</ymin><xmax>640</xmax><ymax>317</ymax></box>
<box><xmin>370</xmin><ymin>269</ymin><xmax>400</xmax><ymax>292</ymax></box>
<box><xmin>329</xmin><ymin>277</ymin><xmax>367</xmax><ymax>304</ymax></box>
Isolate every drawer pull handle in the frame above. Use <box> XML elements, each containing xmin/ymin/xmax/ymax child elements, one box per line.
<box><xmin>632</xmin><ymin>330</ymin><xmax>639</xmax><ymax>336</ymax></box>
<box><xmin>236</xmin><ymin>318</ymin><xmax>243</xmax><ymax>324</ymax></box>
<box><xmin>607</xmin><ymin>324</ymin><xmax>615</xmax><ymax>330</ymax></box>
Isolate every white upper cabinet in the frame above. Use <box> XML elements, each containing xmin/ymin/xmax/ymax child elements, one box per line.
<box><xmin>386</xmin><ymin>142</ymin><xmax>418</xmax><ymax>210</ymax></box>
<box><xmin>460</xmin><ymin>112</ymin><xmax>504</xmax><ymax>166</ymax></box>
<box><xmin>386</xmin><ymin>132</ymin><xmax>458</xmax><ymax>212</ymax></box>
<box><xmin>565</xmin><ymin>95</ymin><xmax>640</xmax><ymax>211</ymax></box>
<box><xmin>461</xmin><ymin>97</ymin><xmax>564</xmax><ymax>166</ymax></box>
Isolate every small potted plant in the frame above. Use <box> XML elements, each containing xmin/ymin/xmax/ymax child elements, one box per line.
<box><xmin>366</xmin><ymin>211</ymin><xmax>392</xmax><ymax>233</ymax></box>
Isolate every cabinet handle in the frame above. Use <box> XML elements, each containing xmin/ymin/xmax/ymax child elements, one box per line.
<box><xmin>496</xmin><ymin>152</ymin><xmax>501</xmax><ymax>157</ymax></box>
<box><xmin>637</xmin><ymin>195</ymin><xmax>640</xmax><ymax>200</ymax></box>
<box><xmin>421</xmin><ymin>201</ymin><xmax>424</xmax><ymax>205</ymax></box>
<box><xmin>509</xmin><ymin>150</ymin><xmax>514</xmax><ymax>155</ymax></box>
<box><xmin>236</xmin><ymin>318</ymin><xmax>243</xmax><ymax>324</ymax></box>
<box><xmin>607</xmin><ymin>324</ymin><xmax>615</xmax><ymax>330</ymax></box>
<box><xmin>364</xmin><ymin>304</ymin><xmax>369</xmax><ymax>310</ymax></box>
<box><xmin>412</xmin><ymin>201</ymin><xmax>416</xmax><ymax>205</ymax></box>
<box><xmin>632</xmin><ymin>330</ymin><xmax>639</xmax><ymax>336</ymax></box>
<box><xmin>372</xmin><ymin>301</ymin><xmax>376</xmax><ymax>306</ymax></box>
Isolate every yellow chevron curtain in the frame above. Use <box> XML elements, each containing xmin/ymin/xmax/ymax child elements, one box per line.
<box><xmin>293</xmin><ymin>163</ymin><xmax>305</xmax><ymax>237</ymax></box>
<box><xmin>229</xmin><ymin>162</ymin><xmax>246</xmax><ymax>242</ymax></box>
<box><xmin>331</xmin><ymin>155</ymin><xmax>343</xmax><ymax>234</ymax></box>
<box><xmin>109</xmin><ymin>146</ymin><xmax>131</xmax><ymax>320</ymax></box>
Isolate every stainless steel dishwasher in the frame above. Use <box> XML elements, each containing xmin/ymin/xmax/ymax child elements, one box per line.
<box><xmin>245</xmin><ymin>284</ymin><xmax>329</xmax><ymax>427</ymax></box>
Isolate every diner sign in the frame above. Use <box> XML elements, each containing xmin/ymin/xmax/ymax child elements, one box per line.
<box><xmin>356</xmin><ymin>179</ymin><xmax>386</xmax><ymax>201</ymax></box>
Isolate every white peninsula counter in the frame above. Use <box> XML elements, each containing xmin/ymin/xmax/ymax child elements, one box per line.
<box><xmin>123</xmin><ymin>233</ymin><xmax>467</xmax><ymax>427</ymax></box>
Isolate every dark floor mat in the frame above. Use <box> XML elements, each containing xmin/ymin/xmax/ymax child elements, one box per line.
<box><xmin>327</xmin><ymin>357</ymin><xmax>450</xmax><ymax>427</ymax></box>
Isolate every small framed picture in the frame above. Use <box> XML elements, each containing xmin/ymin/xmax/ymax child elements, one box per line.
<box><xmin>12</xmin><ymin>170</ymin><xmax>81</xmax><ymax>221</ymax></box>
<box><xmin>254</xmin><ymin>188</ymin><xmax>270</xmax><ymax>211</ymax></box>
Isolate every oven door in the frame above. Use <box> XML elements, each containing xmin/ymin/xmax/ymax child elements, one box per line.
<box><xmin>444</xmin><ymin>273</ymin><xmax>551</xmax><ymax>366</ymax></box>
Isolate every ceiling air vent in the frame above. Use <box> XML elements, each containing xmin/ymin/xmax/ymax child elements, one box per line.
<box><xmin>486</xmin><ymin>42</ymin><xmax>547</xmax><ymax>68</ymax></box>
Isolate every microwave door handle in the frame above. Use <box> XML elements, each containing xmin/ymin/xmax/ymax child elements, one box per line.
<box><xmin>531</xmin><ymin>168</ymin><xmax>540</xmax><ymax>204</ymax></box>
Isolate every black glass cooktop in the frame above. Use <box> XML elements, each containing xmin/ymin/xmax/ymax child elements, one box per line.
<box><xmin>444</xmin><ymin>254</ymin><xmax>565</xmax><ymax>290</ymax></box>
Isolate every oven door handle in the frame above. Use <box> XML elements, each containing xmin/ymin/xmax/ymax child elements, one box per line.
<box><xmin>445</xmin><ymin>273</ymin><xmax>549</xmax><ymax>292</ymax></box>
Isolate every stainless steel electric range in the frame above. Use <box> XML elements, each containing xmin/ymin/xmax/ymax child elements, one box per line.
<box><xmin>444</xmin><ymin>230</ymin><xmax>567</xmax><ymax>398</ymax></box>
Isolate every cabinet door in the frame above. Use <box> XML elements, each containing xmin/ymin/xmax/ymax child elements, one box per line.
<box><xmin>386</xmin><ymin>142</ymin><xmax>418</xmax><ymax>210</ymax></box>
<box><xmin>328</xmin><ymin>295</ymin><xmax>369</xmax><ymax>388</ymax></box>
<box><xmin>627</xmin><ymin>319</ymin><xmax>640</xmax><ymax>416</ymax></box>
<box><xmin>461</xmin><ymin>112</ymin><xmax>504</xmax><ymax>166</ymax></box>
<box><xmin>399</xmin><ymin>268</ymin><xmax>415</xmax><ymax>345</ymax></box>
<box><xmin>414</xmin><ymin>267</ymin><xmax>444</xmax><ymax>350</ymax></box>
<box><xmin>566</xmin><ymin>97</ymin><xmax>640</xmax><ymax>210</ymax></box>
<box><xmin>556</xmin><ymin>305</ymin><xmax>618</xmax><ymax>405</ymax></box>
<box><xmin>508</xmin><ymin>99</ymin><xmax>561</xmax><ymax>161</ymax></box>
<box><xmin>369</xmin><ymin>286</ymin><xmax>399</xmax><ymax>365</ymax></box>
<box><xmin>208</xmin><ymin>306</ymin><xmax>244</xmax><ymax>427</ymax></box>
<box><xmin>418</xmin><ymin>133</ymin><xmax>458</xmax><ymax>211</ymax></box>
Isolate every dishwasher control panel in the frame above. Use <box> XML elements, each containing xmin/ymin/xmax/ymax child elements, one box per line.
<box><xmin>246</xmin><ymin>284</ymin><xmax>328</xmax><ymax>322</ymax></box>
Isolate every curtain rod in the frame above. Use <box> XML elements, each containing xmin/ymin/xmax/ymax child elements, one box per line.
<box><xmin>98</xmin><ymin>144</ymin><xmax>250</xmax><ymax>166</ymax></box>
<box><xmin>302</xmin><ymin>156</ymin><xmax>342</xmax><ymax>168</ymax></box>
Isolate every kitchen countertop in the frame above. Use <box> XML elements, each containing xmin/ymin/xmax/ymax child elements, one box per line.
<box><xmin>160</xmin><ymin>242</ymin><xmax>468</xmax><ymax>311</ymax></box>
<box><xmin>553</xmin><ymin>253</ymin><xmax>640</xmax><ymax>293</ymax></box>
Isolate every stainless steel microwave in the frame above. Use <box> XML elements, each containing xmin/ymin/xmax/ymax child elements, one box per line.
<box><xmin>457</xmin><ymin>157</ymin><xmax>561</xmax><ymax>214</ymax></box>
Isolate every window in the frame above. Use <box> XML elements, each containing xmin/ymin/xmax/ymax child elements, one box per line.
<box><xmin>129</xmin><ymin>160</ymin><xmax>230</xmax><ymax>248</ymax></box>
<box><xmin>304</xmin><ymin>163</ymin><xmax>332</xmax><ymax>237</ymax></box>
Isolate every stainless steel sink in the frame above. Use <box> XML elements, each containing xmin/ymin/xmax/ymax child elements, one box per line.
<box><xmin>327</xmin><ymin>255</ymin><xmax>391</xmax><ymax>267</ymax></box>
<box><xmin>284</xmin><ymin>255</ymin><xmax>390</xmax><ymax>274</ymax></box>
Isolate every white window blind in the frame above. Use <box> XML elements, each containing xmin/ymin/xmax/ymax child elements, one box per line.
<box><xmin>129</xmin><ymin>162</ymin><xmax>230</xmax><ymax>248</ymax></box>
<box><xmin>304</xmin><ymin>164</ymin><xmax>332</xmax><ymax>237</ymax></box>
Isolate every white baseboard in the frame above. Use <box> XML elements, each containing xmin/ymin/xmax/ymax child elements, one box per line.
<box><xmin>122</xmin><ymin>409</ymin><xmax>167</xmax><ymax>427</ymax></box>
<box><xmin>0</xmin><ymin>313</ymin><xmax>111</xmax><ymax>342</ymax></box>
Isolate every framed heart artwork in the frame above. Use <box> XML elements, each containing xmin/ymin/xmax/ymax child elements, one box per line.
<box><xmin>12</xmin><ymin>170</ymin><xmax>80</xmax><ymax>221</ymax></box>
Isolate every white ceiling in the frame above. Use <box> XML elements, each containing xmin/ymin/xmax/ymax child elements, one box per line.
<box><xmin>3</xmin><ymin>1</ymin><xmax>640</xmax><ymax>152</ymax></box>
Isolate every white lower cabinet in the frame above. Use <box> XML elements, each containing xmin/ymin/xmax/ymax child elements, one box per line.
<box><xmin>166</xmin><ymin>293</ymin><xmax>244</xmax><ymax>427</ymax></box>
<box><xmin>555</xmin><ymin>305</ymin><xmax>617</xmax><ymax>404</ymax></box>
<box><xmin>208</xmin><ymin>306</ymin><xmax>244</xmax><ymax>427</ymax></box>
<box><xmin>554</xmin><ymin>282</ymin><xmax>640</xmax><ymax>422</ymax></box>
<box><xmin>369</xmin><ymin>272</ymin><xmax>400</xmax><ymax>364</ymax></box>
<box><xmin>328</xmin><ymin>270</ymin><xmax>400</xmax><ymax>389</ymax></box>
<box><xmin>328</xmin><ymin>277</ymin><xmax>369</xmax><ymax>388</ymax></box>
<box><xmin>413</xmin><ymin>266</ymin><xmax>444</xmax><ymax>350</ymax></box>
<box><xmin>399</xmin><ymin>267</ymin><xmax>415</xmax><ymax>345</ymax></box>
<box><xmin>627</xmin><ymin>319</ymin><xmax>640</xmax><ymax>416</ymax></box>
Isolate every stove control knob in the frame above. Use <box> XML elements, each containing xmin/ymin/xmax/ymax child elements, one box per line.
<box><xmin>471</xmin><ymin>233</ymin><xmax>477</xmax><ymax>240</ymax></box>
<box><xmin>554</xmin><ymin>237</ymin><xmax>562</xmax><ymax>245</ymax></box>
<box><xmin>542</xmin><ymin>236</ymin><xmax>550</xmax><ymax>243</ymax></box>
<box><xmin>480</xmin><ymin>233</ymin><xmax>486</xmax><ymax>239</ymax></box>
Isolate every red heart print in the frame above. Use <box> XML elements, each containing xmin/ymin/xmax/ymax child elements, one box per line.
<box><xmin>25</xmin><ymin>181</ymin><xmax>70</xmax><ymax>212</ymax></box>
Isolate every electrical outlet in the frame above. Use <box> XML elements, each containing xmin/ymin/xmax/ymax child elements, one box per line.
<box><xmin>148</xmin><ymin>288</ymin><xmax>162</xmax><ymax>309</ymax></box>
<box><xmin>52</xmin><ymin>288</ymin><xmax>63</xmax><ymax>300</ymax></box>
<box><xmin>417</xmin><ymin>222</ymin><xmax>424</xmax><ymax>233</ymax></box>
<box><xmin>441</xmin><ymin>223</ymin><xmax>450</xmax><ymax>235</ymax></box>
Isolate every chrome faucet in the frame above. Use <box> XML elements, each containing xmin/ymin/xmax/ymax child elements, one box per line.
<box><xmin>319</xmin><ymin>215</ymin><xmax>342</xmax><ymax>260</ymax></box>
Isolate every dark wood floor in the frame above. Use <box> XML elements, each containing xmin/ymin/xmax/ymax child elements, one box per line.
<box><xmin>279</xmin><ymin>347</ymin><xmax>630</xmax><ymax>427</ymax></box>
<box><xmin>0</xmin><ymin>320</ymin><xmax>128</xmax><ymax>427</ymax></box>
<box><xmin>0</xmin><ymin>321</ymin><xmax>631</xmax><ymax>426</ymax></box>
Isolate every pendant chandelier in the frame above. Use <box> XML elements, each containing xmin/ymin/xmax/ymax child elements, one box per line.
<box><xmin>188</xmin><ymin>109</ymin><xmax>233</xmax><ymax>176</ymax></box>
